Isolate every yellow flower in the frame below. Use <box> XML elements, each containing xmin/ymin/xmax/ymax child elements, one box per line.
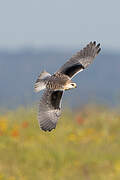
<box><xmin>68</xmin><ymin>133</ymin><xmax>77</xmax><ymax>142</ymax></box>
<box><xmin>114</xmin><ymin>161</ymin><xmax>120</xmax><ymax>173</ymax></box>
<box><xmin>84</xmin><ymin>128</ymin><xmax>95</xmax><ymax>135</ymax></box>
<box><xmin>0</xmin><ymin>118</ymin><xmax>8</xmax><ymax>133</ymax></box>
<box><xmin>0</xmin><ymin>173</ymin><xmax>4</xmax><ymax>180</ymax></box>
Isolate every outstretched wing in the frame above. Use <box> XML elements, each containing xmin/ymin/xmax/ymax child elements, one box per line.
<box><xmin>38</xmin><ymin>90</ymin><xmax>63</xmax><ymax>132</ymax></box>
<box><xmin>57</xmin><ymin>41</ymin><xmax>101</xmax><ymax>79</ymax></box>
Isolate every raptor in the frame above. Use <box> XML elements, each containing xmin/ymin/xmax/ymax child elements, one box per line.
<box><xmin>34</xmin><ymin>41</ymin><xmax>101</xmax><ymax>132</ymax></box>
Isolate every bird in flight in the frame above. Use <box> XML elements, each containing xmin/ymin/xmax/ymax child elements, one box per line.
<box><xmin>34</xmin><ymin>41</ymin><xmax>101</xmax><ymax>132</ymax></box>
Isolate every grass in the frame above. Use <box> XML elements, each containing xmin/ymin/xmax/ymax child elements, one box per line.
<box><xmin>0</xmin><ymin>105</ymin><xmax>120</xmax><ymax>179</ymax></box>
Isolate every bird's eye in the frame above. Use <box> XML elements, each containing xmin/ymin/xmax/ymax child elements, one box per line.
<box><xmin>71</xmin><ymin>84</ymin><xmax>74</xmax><ymax>86</ymax></box>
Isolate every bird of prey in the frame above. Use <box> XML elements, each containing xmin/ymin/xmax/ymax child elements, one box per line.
<box><xmin>34</xmin><ymin>41</ymin><xmax>101</xmax><ymax>132</ymax></box>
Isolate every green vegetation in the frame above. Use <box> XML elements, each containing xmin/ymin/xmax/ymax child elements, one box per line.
<box><xmin>0</xmin><ymin>105</ymin><xmax>120</xmax><ymax>180</ymax></box>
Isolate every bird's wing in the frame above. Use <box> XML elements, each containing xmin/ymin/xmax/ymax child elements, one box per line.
<box><xmin>57</xmin><ymin>41</ymin><xmax>101</xmax><ymax>79</ymax></box>
<box><xmin>38</xmin><ymin>89</ymin><xmax>63</xmax><ymax>132</ymax></box>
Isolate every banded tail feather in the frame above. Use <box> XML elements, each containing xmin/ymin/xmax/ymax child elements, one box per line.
<box><xmin>34</xmin><ymin>70</ymin><xmax>51</xmax><ymax>92</ymax></box>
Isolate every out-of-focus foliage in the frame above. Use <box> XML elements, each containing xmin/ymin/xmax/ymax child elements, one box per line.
<box><xmin>0</xmin><ymin>105</ymin><xmax>120</xmax><ymax>180</ymax></box>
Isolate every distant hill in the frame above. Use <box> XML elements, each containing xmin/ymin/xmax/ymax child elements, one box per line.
<box><xmin>0</xmin><ymin>48</ymin><xmax>120</xmax><ymax>109</ymax></box>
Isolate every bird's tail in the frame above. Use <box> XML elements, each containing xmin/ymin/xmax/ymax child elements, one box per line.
<box><xmin>34</xmin><ymin>70</ymin><xmax>51</xmax><ymax>92</ymax></box>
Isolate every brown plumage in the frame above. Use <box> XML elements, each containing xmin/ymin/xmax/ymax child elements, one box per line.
<box><xmin>46</xmin><ymin>72</ymin><xmax>71</xmax><ymax>90</ymax></box>
<box><xmin>34</xmin><ymin>41</ymin><xmax>101</xmax><ymax>132</ymax></box>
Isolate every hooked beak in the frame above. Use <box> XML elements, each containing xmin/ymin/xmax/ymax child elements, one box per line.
<box><xmin>74</xmin><ymin>84</ymin><xmax>77</xmax><ymax>88</ymax></box>
<box><xmin>64</xmin><ymin>83</ymin><xmax>77</xmax><ymax>90</ymax></box>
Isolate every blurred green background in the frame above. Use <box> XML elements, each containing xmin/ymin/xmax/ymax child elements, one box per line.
<box><xmin>0</xmin><ymin>106</ymin><xmax>120</xmax><ymax>179</ymax></box>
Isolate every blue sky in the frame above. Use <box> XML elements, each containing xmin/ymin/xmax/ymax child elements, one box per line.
<box><xmin>0</xmin><ymin>0</ymin><xmax>120</xmax><ymax>50</ymax></box>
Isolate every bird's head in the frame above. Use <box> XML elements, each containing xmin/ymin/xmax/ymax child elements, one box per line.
<box><xmin>64</xmin><ymin>82</ymin><xmax>77</xmax><ymax>90</ymax></box>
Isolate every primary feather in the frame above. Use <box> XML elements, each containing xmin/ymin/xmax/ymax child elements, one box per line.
<box><xmin>38</xmin><ymin>90</ymin><xmax>63</xmax><ymax>131</ymax></box>
<box><xmin>57</xmin><ymin>41</ymin><xmax>101</xmax><ymax>78</ymax></box>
